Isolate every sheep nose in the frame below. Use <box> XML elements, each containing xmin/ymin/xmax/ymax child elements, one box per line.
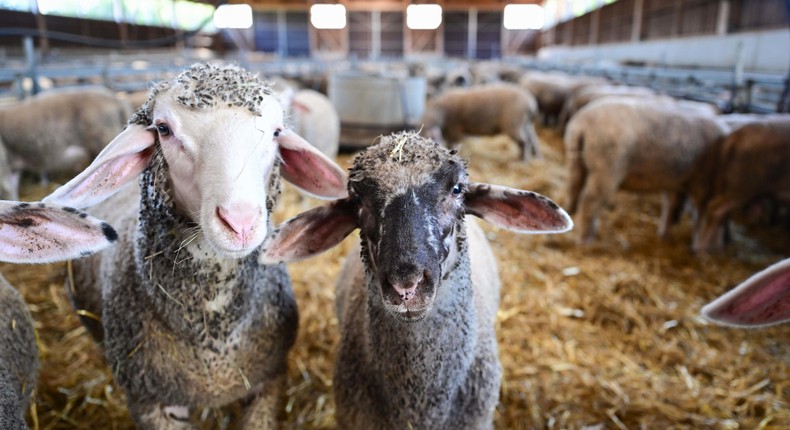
<box><xmin>216</xmin><ymin>203</ymin><xmax>261</xmax><ymax>239</ymax></box>
<box><xmin>389</xmin><ymin>273</ymin><xmax>423</xmax><ymax>303</ymax></box>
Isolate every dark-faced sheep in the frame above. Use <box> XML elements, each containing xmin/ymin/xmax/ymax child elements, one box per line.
<box><xmin>262</xmin><ymin>132</ymin><xmax>573</xmax><ymax>429</ymax></box>
<box><xmin>422</xmin><ymin>83</ymin><xmax>541</xmax><ymax>161</ymax></box>
<box><xmin>0</xmin><ymin>87</ymin><xmax>130</xmax><ymax>179</ymax></box>
<box><xmin>0</xmin><ymin>200</ymin><xmax>118</xmax><ymax>430</ymax></box>
<box><xmin>42</xmin><ymin>63</ymin><xmax>348</xmax><ymax>430</ymax></box>
<box><xmin>693</xmin><ymin>118</ymin><xmax>790</xmax><ymax>253</ymax></box>
<box><xmin>564</xmin><ymin>97</ymin><xmax>727</xmax><ymax>243</ymax></box>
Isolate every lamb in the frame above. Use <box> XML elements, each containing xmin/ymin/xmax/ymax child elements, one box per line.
<box><xmin>422</xmin><ymin>83</ymin><xmax>541</xmax><ymax>161</ymax></box>
<box><xmin>261</xmin><ymin>132</ymin><xmax>573</xmax><ymax>429</ymax></box>
<box><xmin>0</xmin><ymin>200</ymin><xmax>118</xmax><ymax>430</ymax></box>
<box><xmin>702</xmin><ymin>257</ymin><xmax>790</xmax><ymax>327</ymax></box>
<box><xmin>692</xmin><ymin>118</ymin><xmax>790</xmax><ymax>253</ymax></box>
<box><xmin>564</xmin><ymin>97</ymin><xmax>727</xmax><ymax>243</ymax></box>
<box><xmin>41</xmin><ymin>63</ymin><xmax>348</xmax><ymax>430</ymax></box>
<box><xmin>0</xmin><ymin>86</ymin><xmax>131</xmax><ymax>179</ymax></box>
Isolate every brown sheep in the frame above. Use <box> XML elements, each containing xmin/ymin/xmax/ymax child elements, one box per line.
<box><xmin>421</xmin><ymin>83</ymin><xmax>540</xmax><ymax>161</ymax></box>
<box><xmin>693</xmin><ymin>117</ymin><xmax>790</xmax><ymax>253</ymax></box>
<box><xmin>0</xmin><ymin>86</ymin><xmax>130</xmax><ymax>179</ymax></box>
<box><xmin>564</xmin><ymin>97</ymin><xmax>727</xmax><ymax>243</ymax></box>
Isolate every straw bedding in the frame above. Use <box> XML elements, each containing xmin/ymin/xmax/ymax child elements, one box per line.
<box><xmin>4</xmin><ymin>126</ymin><xmax>789</xmax><ymax>429</ymax></box>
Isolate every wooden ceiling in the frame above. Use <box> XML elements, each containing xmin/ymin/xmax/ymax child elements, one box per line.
<box><xmin>218</xmin><ymin>0</ymin><xmax>541</xmax><ymax>11</ymax></box>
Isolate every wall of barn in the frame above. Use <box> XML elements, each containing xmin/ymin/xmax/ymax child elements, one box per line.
<box><xmin>0</xmin><ymin>5</ymin><xmax>540</xmax><ymax>60</ymax></box>
<box><xmin>539</xmin><ymin>0</ymin><xmax>790</xmax><ymax>73</ymax></box>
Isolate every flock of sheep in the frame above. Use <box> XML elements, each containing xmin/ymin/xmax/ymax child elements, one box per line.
<box><xmin>0</xmin><ymin>60</ymin><xmax>788</xmax><ymax>430</ymax></box>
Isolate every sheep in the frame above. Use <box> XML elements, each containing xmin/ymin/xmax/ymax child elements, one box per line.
<box><xmin>41</xmin><ymin>63</ymin><xmax>348</xmax><ymax>430</ymax></box>
<box><xmin>0</xmin><ymin>199</ymin><xmax>118</xmax><ymax>430</ymax></box>
<box><xmin>261</xmin><ymin>132</ymin><xmax>573</xmax><ymax>429</ymax></box>
<box><xmin>702</xmin><ymin>257</ymin><xmax>790</xmax><ymax>327</ymax></box>
<box><xmin>278</xmin><ymin>87</ymin><xmax>340</xmax><ymax>159</ymax></box>
<box><xmin>564</xmin><ymin>97</ymin><xmax>728</xmax><ymax>243</ymax></box>
<box><xmin>519</xmin><ymin>71</ymin><xmax>607</xmax><ymax>126</ymax></box>
<box><xmin>558</xmin><ymin>84</ymin><xmax>656</xmax><ymax>131</ymax></box>
<box><xmin>0</xmin><ymin>86</ymin><xmax>131</xmax><ymax>180</ymax></box>
<box><xmin>692</xmin><ymin>118</ymin><xmax>790</xmax><ymax>253</ymax></box>
<box><xmin>422</xmin><ymin>83</ymin><xmax>541</xmax><ymax>161</ymax></box>
<box><xmin>0</xmin><ymin>276</ymin><xmax>36</xmax><ymax>430</ymax></box>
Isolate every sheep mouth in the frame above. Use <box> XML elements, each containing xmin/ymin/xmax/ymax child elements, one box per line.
<box><xmin>205</xmin><ymin>236</ymin><xmax>264</xmax><ymax>259</ymax></box>
<box><xmin>382</xmin><ymin>286</ymin><xmax>437</xmax><ymax>322</ymax></box>
<box><xmin>400</xmin><ymin>307</ymin><xmax>430</xmax><ymax>322</ymax></box>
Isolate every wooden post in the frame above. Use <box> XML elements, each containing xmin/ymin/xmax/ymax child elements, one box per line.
<box><xmin>277</xmin><ymin>10</ymin><xmax>288</xmax><ymax>57</ymax></box>
<box><xmin>716</xmin><ymin>0</ymin><xmax>730</xmax><ymax>35</ymax></box>
<box><xmin>590</xmin><ymin>7</ymin><xmax>600</xmax><ymax>45</ymax></box>
<box><xmin>467</xmin><ymin>8</ymin><xmax>477</xmax><ymax>59</ymax></box>
<box><xmin>372</xmin><ymin>10</ymin><xmax>381</xmax><ymax>59</ymax></box>
<box><xmin>632</xmin><ymin>0</ymin><xmax>644</xmax><ymax>42</ymax></box>
<box><xmin>777</xmin><ymin>0</ymin><xmax>790</xmax><ymax>112</ymax></box>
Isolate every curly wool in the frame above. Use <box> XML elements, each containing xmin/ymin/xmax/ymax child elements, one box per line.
<box><xmin>129</xmin><ymin>63</ymin><xmax>276</xmax><ymax>126</ymax></box>
<box><xmin>348</xmin><ymin>131</ymin><xmax>467</xmax><ymax>186</ymax></box>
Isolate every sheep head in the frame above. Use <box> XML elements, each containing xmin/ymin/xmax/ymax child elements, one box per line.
<box><xmin>43</xmin><ymin>63</ymin><xmax>347</xmax><ymax>259</ymax></box>
<box><xmin>261</xmin><ymin>132</ymin><xmax>574</xmax><ymax>322</ymax></box>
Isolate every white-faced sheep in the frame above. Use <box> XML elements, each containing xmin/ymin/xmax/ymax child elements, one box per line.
<box><xmin>0</xmin><ymin>200</ymin><xmax>118</xmax><ymax>430</ymax></box>
<box><xmin>692</xmin><ymin>118</ymin><xmax>790</xmax><ymax>253</ymax></box>
<box><xmin>564</xmin><ymin>97</ymin><xmax>727</xmax><ymax>243</ymax></box>
<box><xmin>422</xmin><ymin>83</ymin><xmax>541</xmax><ymax>161</ymax></box>
<box><xmin>702</xmin><ymin>257</ymin><xmax>790</xmax><ymax>327</ymax></box>
<box><xmin>42</xmin><ymin>63</ymin><xmax>348</xmax><ymax>430</ymax></box>
<box><xmin>261</xmin><ymin>132</ymin><xmax>573</xmax><ymax>429</ymax></box>
<box><xmin>0</xmin><ymin>87</ymin><xmax>130</xmax><ymax>179</ymax></box>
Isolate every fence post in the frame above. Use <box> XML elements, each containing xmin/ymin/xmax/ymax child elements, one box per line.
<box><xmin>23</xmin><ymin>36</ymin><xmax>40</xmax><ymax>96</ymax></box>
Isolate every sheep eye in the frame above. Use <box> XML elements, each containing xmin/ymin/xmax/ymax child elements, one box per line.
<box><xmin>273</xmin><ymin>128</ymin><xmax>281</xmax><ymax>137</ymax></box>
<box><xmin>156</xmin><ymin>123</ymin><xmax>171</xmax><ymax>136</ymax></box>
<box><xmin>451</xmin><ymin>183</ymin><xmax>463</xmax><ymax>195</ymax></box>
<box><xmin>351</xmin><ymin>193</ymin><xmax>362</xmax><ymax>205</ymax></box>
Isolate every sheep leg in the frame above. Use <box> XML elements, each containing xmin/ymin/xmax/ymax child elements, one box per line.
<box><xmin>658</xmin><ymin>192</ymin><xmax>686</xmax><ymax>239</ymax></box>
<box><xmin>517</xmin><ymin>122</ymin><xmax>541</xmax><ymax>161</ymax></box>
<box><xmin>576</xmin><ymin>174</ymin><xmax>619</xmax><ymax>244</ymax></box>
<box><xmin>131</xmin><ymin>403</ymin><xmax>195</xmax><ymax>430</ymax></box>
<box><xmin>239</xmin><ymin>372</ymin><xmax>286</xmax><ymax>430</ymax></box>
<box><xmin>693</xmin><ymin>196</ymin><xmax>737</xmax><ymax>253</ymax></box>
<box><xmin>563</xmin><ymin>153</ymin><xmax>586</xmax><ymax>216</ymax></box>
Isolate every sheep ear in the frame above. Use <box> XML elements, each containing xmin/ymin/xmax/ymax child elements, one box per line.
<box><xmin>43</xmin><ymin>124</ymin><xmax>155</xmax><ymax>209</ymax></box>
<box><xmin>260</xmin><ymin>198</ymin><xmax>357</xmax><ymax>264</ymax></box>
<box><xmin>464</xmin><ymin>182</ymin><xmax>573</xmax><ymax>233</ymax></box>
<box><xmin>276</xmin><ymin>129</ymin><xmax>347</xmax><ymax>199</ymax></box>
<box><xmin>0</xmin><ymin>201</ymin><xmax>116</xmax><ymax>264</ymax></box>
<box><xmin>702</xmin><ymin>258</ymin><xmax>790</xmax><ymax>327</ymax></box>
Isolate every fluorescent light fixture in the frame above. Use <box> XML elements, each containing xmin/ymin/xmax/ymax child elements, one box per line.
<box><xmin>311</xmin><ymin>4</ymin><xmax>347</xmax><ymax>29</ymax></box>
<box><xmin>213</xmin><ymin>4</ymin><xmax>253</xmax><ymax>29</ymax></box>
<box><xmin>503</xmin><ymin>4</ymin><xmax>545</xmax><ymax>30</ymax></box>
<box><xmin>407</xmin><ymin>4</ymin><xmax>442</xmax><ymax>30</ymax></box>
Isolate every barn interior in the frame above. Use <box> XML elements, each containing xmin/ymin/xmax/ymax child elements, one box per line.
<box><xmin>0</xmin><ymin>0</ymin><xmax>789</xmax><ymax>429</ymax></box>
